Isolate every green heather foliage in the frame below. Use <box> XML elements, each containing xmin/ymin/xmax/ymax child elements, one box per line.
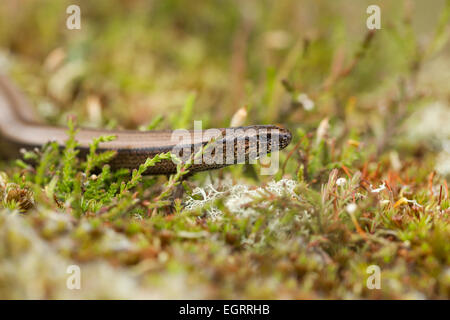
<box><xmin>0</xmin><ymin>0</ymin><xmax>449</xmax><ymax>299</ymax></box>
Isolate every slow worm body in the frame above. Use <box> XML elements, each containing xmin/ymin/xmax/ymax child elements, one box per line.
<box><xmin>0</xmin><ymin>74</ymin><xmax>291</xmax><ymax>175</ymax></box>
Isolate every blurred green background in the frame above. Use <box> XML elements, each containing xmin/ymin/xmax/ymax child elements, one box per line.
<box><xmin>0</xmin><ymin>0</ymin><xmax>447</xmax><ymax>127</ymax></box>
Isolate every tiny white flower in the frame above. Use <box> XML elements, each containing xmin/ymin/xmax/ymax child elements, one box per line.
<box><xmin>370</xmin><ymin>183</ymin><xmax>386</xmax><ymax>193</ymax></box>
<box><xmin>297</xmin><ymin>93</ymin><xmax>315</xmax><ymax>111</ymax></box>
<box><xmin>346</xmin><ymin>203</ymin><xmax>357</xmax><ymax>214</ymax></box>
<box><xmin>336</xmin><ymin>177</ymin><xmax>347</xmax><ymax>186</ymax></box>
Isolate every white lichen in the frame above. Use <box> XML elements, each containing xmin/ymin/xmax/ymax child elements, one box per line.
<box><xmin>185</xmin><ymin>179</ymin><xmax>300</xmax><ymax>219</ymax></box>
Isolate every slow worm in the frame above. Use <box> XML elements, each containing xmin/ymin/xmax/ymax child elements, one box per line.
<box><xmin>0</xmin><ymin>74</ymin><xmax>292</xmax><ymax>175</ymax></box>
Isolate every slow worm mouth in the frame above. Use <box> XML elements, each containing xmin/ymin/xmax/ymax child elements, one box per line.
<box><xmin>254</xmin><ymin>125</ymin><xmax>292</xmax><ymax>152</ymax></box>
<box><xmin>275</xmin><ymin>126</ymin><xmax>292</xmax><ymax>151</ymax></box>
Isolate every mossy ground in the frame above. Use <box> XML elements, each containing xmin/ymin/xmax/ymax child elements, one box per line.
<box><xmin>0</xmin><ymin>0</ymin><xmax>449</xmax><ymax>299</ymax></box>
